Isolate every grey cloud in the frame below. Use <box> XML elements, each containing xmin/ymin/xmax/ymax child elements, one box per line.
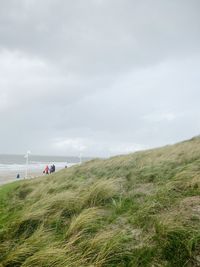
<box><xmin>0</xmin><ymin>0</ymin><xmax>199</xmax><ymax>156</ymax></box>
<box><xmin>1</xmin><ymin>1</ymin><xmax>200</xmax><ymax>70</ymax></box>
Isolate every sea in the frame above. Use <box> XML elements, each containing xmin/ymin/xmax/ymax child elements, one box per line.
<box><xmin>0</xmin><ymin>154</ymin><xmax>82</xmax><ymax>185</ymax></box>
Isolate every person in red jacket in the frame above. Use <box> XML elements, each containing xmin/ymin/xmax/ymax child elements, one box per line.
<box><xmin>44</xmin><ymin>165</ymin><xmax>49</xmax><ymax>174</ymax></box>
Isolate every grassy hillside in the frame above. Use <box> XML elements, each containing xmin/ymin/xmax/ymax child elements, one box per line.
<box><xmin>0</xmin><ymin>136</ymin><xmax>200</xmax><ymax>267</ymax></box>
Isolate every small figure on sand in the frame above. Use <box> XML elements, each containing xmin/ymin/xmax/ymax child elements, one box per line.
<box><xmin>43</xmin><ymin>165</ymin><xmax>49</xmax><ymax>174</ymax></box>
<box><xmin>50</xmin><ymin>164</ymin><xmax>55</xmax><ymax>174</ymax></box>
<box><xmin>16</xmin><ymin>174</ymin><xmax>20</xmax><ymax>179</ymax></box>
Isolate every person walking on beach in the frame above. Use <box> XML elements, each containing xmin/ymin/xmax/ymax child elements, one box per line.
<box><xmin>50</xmin><ymin>164</ymin><xmax>55</xmax><ymax>174</ymax></box>
<box><xmin>44</xmin><ymin>165</ymin><xmax>49</xmax><ymax>174</ymax></box>
<box><xmin>52</xmin><ymin>164</ymin><xmax>55</xmax><ymax>173</ymax></box>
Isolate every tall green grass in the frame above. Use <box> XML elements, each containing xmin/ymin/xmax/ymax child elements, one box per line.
<box><xmin>0</xmin><ymin>136</ymin><xmax>200</xmax><ymax>266</ymax></box>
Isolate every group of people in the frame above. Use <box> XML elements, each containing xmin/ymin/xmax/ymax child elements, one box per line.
<box><xmin>43</xmin><ymin>164</ymin><xmax>56</xmax><ymax>174</ymax></box>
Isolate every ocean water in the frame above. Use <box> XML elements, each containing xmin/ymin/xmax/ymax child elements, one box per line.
<box><xmin>0</xmin><ymin>154</ymin><xmax>82</xmax><ymax>184</ymax></box>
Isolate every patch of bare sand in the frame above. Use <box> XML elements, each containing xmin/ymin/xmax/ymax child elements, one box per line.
<box><xmin>180</xmin><ymin>196</ymin><xmax>200</xmax><ymax>215</ymax></box>
<box><xmin>158</xmin><ymin>196</ymin><xmax>200</xmax><ymax>226</ymax></box>
<box><xmin>134</xmin><ymin>183</ymin><xmax>156</xmax><ymax>195</ymax></box>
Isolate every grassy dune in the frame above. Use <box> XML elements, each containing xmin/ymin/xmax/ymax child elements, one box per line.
<box><xmin>0</xmin><ymin>136</ymin><xmax>200</xmax><ymax>266</ymax></box>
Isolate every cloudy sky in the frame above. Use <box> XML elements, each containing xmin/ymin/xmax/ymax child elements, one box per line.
<box><xmin>0</xmin><ymin>0</ymin><xmax>200</xmax><ymax>157</ymax></box>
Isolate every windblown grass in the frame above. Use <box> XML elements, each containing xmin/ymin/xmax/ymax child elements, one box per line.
<box><xmin>0</xmin><ymin>136</ymin><xmax>200</xmax><ymax>266</ymax></box>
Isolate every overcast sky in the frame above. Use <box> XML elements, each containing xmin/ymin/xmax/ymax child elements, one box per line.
<box><xmin>0</xmin><ymin>0</ymin><xmax>200</xmax><ymax>157</ymax></box>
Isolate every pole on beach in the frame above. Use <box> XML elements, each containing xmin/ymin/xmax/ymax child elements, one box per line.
<box><xmin>79</xmin><ymin>152</ymin><xmax>82</xmax><ymax>164</ymax></box>
<box><xmin>24</xmin><ymin>150</ymin><xmax>31</xmax><ymax>179</ymax></box>
<box><xmin>79</xmin><ymin>145</ymin><xmax>85</xmax><ymax>165</ymax></box>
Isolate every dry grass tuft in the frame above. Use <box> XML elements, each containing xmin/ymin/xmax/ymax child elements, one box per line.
<box><xmin>66</xmin><ymin>207</ymin><xmax>106</xmax><ymax>238</ymax></box>
<box><xmin>83</xmin><ymin>179</ymin><xmax>120</xmax><ymax>207</ymax></box>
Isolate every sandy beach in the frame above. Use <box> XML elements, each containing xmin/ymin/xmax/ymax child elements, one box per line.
<box><xmin>0</xmin><ymin>162</ymin><xmax>78</xmax><ymax>186</ymax></box>
<box><xmin>0</xmin><ymin>170</ymin><xmax>45</xmax><ymax>185</ymax></box>
<box><xmin>0</xmin><ymin>154</ymin><xmax>81</xmax><ymax>186</ymax></box>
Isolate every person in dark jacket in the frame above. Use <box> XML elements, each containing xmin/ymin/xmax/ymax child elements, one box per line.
<box><xmin>50</xmin><ymin>164</ymin><xmax>55</xmax><ymax>174</ymax></box>
<box><xmin>52</xmin><ymin>164</ymin><xmax>55</xmax><ymax>172</ymax></box>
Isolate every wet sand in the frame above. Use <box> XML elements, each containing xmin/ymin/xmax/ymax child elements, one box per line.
<box><xmin>0</xmin><ymin>170</ymin><xmax>43</xmax><ymax>185</ymax></box>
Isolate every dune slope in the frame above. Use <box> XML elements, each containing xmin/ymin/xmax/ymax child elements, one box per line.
<box><xmin>0</xmin><ymin>136</ymin><xmax>200</xmax><ymax>266</ymax></box>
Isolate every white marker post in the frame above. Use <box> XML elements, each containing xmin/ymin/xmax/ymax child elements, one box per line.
<box><xmin>79</xmin><ymin>145</ymin><xmax>86</xmax><ymax>165</ymax></box>
<box><xmin>24</xmin><ymin>150</ymin><xmax>31</xmax><ymax>179</ymax></box>
<box><xmin>79</xmin><ymin>151</ymin><xmax>82</xmax><ymax>164</ymax></box>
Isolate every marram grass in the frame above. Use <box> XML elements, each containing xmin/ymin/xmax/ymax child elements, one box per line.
<box><xmin>0</xmin><ymin>136</ymin><xmax>200</xmax><ymax>266</ymax></box>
